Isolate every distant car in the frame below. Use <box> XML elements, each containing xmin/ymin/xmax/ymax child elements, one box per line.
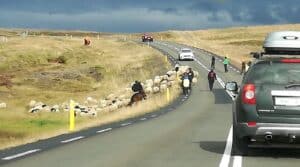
<box><xmin>178</xmin><ymin>48</ymin><xmax>194</xmax><ymax>61</ymax></box>
<box><xmin>226</xmin><ymin>31</ymin><xmax>300</xmax><ymax>155</ymax></box>
<box><xmin>142</xmin><ymin>34</ymin><xmax>153</xmax><ymax>42</ymax></box>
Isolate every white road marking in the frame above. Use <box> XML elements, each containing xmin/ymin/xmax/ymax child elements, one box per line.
<box><xmin>2</xmin><ymin>149</ymin><xmax>41</xmax><ymax>160</ymax></box>
<box><xmin>121</xmin><ymin>122</ymin><xmax>132</xmax><ymax>127</ymax></box>
<box><xmin>61</xmin><ymin>136</ymin><xmax>84</xmax><ymax>143</ymax></box>
<box><xmin>97</xmin><ymin>128</ymin><xmax>112</xmax><ymax>133</ymax></box>
<box><xmin>140</xmin><ymin>118</ymin><xmax>147</xmax><ymax>121</ymax></box>
<box><xmin>233</xmin><ymin>155</ymin><xmax>242</xmax><ymax>167</ymax></box>
<box><xmin>219</xmin><ymin>126</ymin><xmax>233</xmax><ymax>167</ymax></box>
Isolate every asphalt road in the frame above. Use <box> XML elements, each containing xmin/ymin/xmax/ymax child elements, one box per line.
<box><xmin>2</xmin><ymin>41</ymin><xmax>299</xmax><ymax>167</ymax></box>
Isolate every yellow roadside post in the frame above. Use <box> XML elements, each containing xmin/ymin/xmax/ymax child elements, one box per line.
<box><xmin>165</xmin><ymin>56</ymin><xmax>168</xmax><ymax>63</ymax></box>
<box><xmin>69</xmin><ymin>100</ymin><xmax>75</xmax><ymax>131</ymax></box>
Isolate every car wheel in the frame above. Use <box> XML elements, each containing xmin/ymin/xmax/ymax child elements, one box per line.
<box><xmin>232</xmin><ymin>128</ymin><xmax>249</xmax><ymax>156</ymax></box>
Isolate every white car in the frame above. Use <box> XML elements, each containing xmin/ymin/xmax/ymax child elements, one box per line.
<box><xmin>178</xmin><ymin>48</ymin><xmax>194</xmax><ymax>61</ymax></box>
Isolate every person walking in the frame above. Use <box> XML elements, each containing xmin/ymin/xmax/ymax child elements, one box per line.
<box><xmin>211</xmin><ymin>56</ymin><xmax>216</xmax><ymax>69</ymax></box>
<box><xmin>223</xmin><ymin>57</ymin><xmax>229</xmax><ymax>73</ymax></box>
<box><xmin>181</xmin><ymin>72</ymin><xmax>190</xmax><ymax>96</ymax></box>
<box><xmin>187</xmin><ymin>67</ymin><xmax>194</xmax><ymax>91</ymax></box>
<box><xmin>241</xmin><ymin>61</ymin><xmax>246</xmax><ymax>75</ymax></box>
<box><xmin>207</xmin><ymin>69</ymin><xmax>217</xmax><ymax>91</ymax></box>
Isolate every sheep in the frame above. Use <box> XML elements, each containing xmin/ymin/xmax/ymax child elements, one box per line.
<box><xmin>99</xmin><ymin>100</ymin><xmax>107</xmax><ymax>108</ymax></box>
<box><xmin>166</xmin><ymin>70</ymin><xmax>176</xmax><ymax>76</ymax></box>
<box><xmin>193</xmin><ymin>71</ymin><xmax>199</xmax><ymax>78</ymax></box>
<box><xmin>107</xmin><ymin>94</ymin><xmax>116</xmax><ymax>101</ymax></box>
<box><xmin>192</xmin><ymin>78</ymin><xmax>198</xmax><ymax>83</ymax></box>
<box><xmin>168</xmin><ymin>75</ymin><xmax>176</xmax><ymax>81</ymax></box>
<box><xmin>86</xmin><ymin>97</ymin><xmax>98</xmax><ymax>104</ymax></box>
<box><xmin>0</xmin><ymin>102</ymin><xmax>6</xmax><ymax>109</ymax></box>
<box><xmin>153</xmin><ymin>86</ymin><xmax>160</xmax><ymax>93</ymax></box>
<box><xmin>160</xmin><ymin>84</ymin><xmax>167</xmax><ymax>92</ymax></box>
<box><xmin>161</xmin><ymin>80</ymin><xmax>168</xmax><ymax>85</ymax></box>
<box><xmin>145</xmin><ymin>86</ymin><xmax>153</xmax><ymax>94</ymax></box>
<box><xmin>162</xmin><ymin>75</ymin><xmax>168</xmax><ymax>80</ymax></box>
<box><xmin>145</xmin><ymin>79</ymin><xmax>154</xmax><ymax>87</ymax></box>
<box><xmin>154</xmin><ymin>76</ymin><xmax>161</xmax><ymax>85</ymax></box>
<box><xmin>29</xmin><ymin>100</ymin><xmax>36</xmax><ymax>108</ymax></box>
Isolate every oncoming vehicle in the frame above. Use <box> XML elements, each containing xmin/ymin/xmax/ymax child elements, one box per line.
<box><xmin>225</xmin><ymin>31</ymin><xmax>300</xmax><ymax>155</ymax></box>
<box><xmin>142</xmin><ymin>34</ymin><xmax>153</xmax><ymax>42</ymax></box>
<box><xmin>178</xmin><ymin>48</ymin><xmax>194</xmax><ymax>61</ymax></box>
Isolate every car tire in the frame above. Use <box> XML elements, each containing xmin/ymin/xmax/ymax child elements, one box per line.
<box><xmin>232</xmin><ymin>128</ymin><xmax>249</xmax><ymax>156</ymax></box>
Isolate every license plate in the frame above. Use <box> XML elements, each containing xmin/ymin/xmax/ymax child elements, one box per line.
<box><xmin>275</xmin><ymin>97</ymin><xmax>300</xmax><ymax>106</ymax></box>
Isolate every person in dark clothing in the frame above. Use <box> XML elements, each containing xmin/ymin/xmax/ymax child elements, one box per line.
<box><xmin>211</xmin><ymin>56</ymin><xmax>216</xmax><ymax>69</ymax></box>
<box><xmin>207</xmin><ymin>69</ymin><xmax>217</xmax><ymax>91</ymax></box>
<box><xmin>187</xmin><ymin>68</ymin><xmax>194</xmax><ymax>90</ymax></box>
<box><xmin>175</xmin><ymin>64</ymin><xmax>180</xmax><ymax>73</ymax></box>
<box><xmin>132</xmin><ymin>81</ymin><xmax>143</xmax><ymax>93</ymax></box>
<box><xmin>241</xmin><ymin>61</ymin><xmax>246</xmax><ymax>75</ymax></box>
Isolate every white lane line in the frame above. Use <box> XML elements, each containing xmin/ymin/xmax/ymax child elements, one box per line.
<box><xmin>97</xmin><ymin>128</ymin><xmax>112</xmax><ymax>133</ymax></box>
<box><xmin>219</xmin><ymin>126</ymin><xmax>233</xmax><ymax>167</ymax></box>
<box><xmin>61</xmin><ymin>136</ymin><xmax>84</xmax><ymax>143</ymax></box>
<box><xmin>121</xmin><ymin>122</ymin><xmax>132</xmax><ymax>127</ymax></box>
<box><xmin>233</xmin><ymin>155</ymin><xmax>242</xmax><ymax>167</ymax></box>
<box><xmin>140</xmin><ymin>118</ymin><xmax>147</xmax><ymax>121</ymax></box>
<box><xmin>2</xmin><ymin>149</ymin><xmax>41</xmax><ymax>160</ymax></box>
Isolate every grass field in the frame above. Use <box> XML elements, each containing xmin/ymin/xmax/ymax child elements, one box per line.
<box><xmin>0</xmin><ymin>32</ymin><xmax>176</xmax><ymax>149</ymax></box>
<box><xmin>155</xmin><ymin>24</ymin><xmax>300</xmax><ymax>68</ymax></box>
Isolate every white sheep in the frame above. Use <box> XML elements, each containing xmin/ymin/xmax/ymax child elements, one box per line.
<box><xmin>154</xmin><ymin>76</ymin><xmax>161</xmax><ymax>85</ymax></box>
<box><xmin>86</xmin><ymin>97</ymin><xmax>98</xmax><ymax>104</ymax></box>
<box><xmin>160</xmin><ymin>84</ymin><xmax>167</xmax><ymax>92</ymax></box>
<box><xmin>29</xmin><ymin>100</ymin><xmax>36</xmax><ymax>108</ymax></box>
<box><xmin>145</xmin><ymin>79</ymin><xmax>154</xmax><ymax>87</ymax></box>
<box><xmin>145</xmin><ymin>86</ymin><xmax>153</xmax><ymax>94</ymax></box>
<box><xmin>192</xmin><ymin>78</ymin><xmax>198</xmax><ymax>83</ymax></box>
<box><xmin>0</xmin><ymin>102</ymin><xmax>6</xmax><ymax>109</ymax></box>
<box><xmin>107</xmin><ymin>94</ymin><xmax>116</xmax><ymax>101</ymax></box>
<box><xmin>153</xmin><ymin>86</ymin><xmax>160</xmax><ymax>93</ymax></box>
<box><xmin>99</xmin><ymin>100</ymin><xmax>107</xmax><ymax>108</ymax></box>
<box><xmin>193</xmin><ymin>71</ymin><xmax>199</xmax><ymax>78</ymax></box>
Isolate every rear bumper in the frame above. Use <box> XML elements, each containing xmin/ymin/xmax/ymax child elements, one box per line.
<box><xmin>236</xmin><ymin>123</ymin><xmax>300</xmax><ymax>137</ymax></box>
<box><xmin>235</xmin><ymin>123</ymin><xmax>300</xmax><ymax>147</ymax></box>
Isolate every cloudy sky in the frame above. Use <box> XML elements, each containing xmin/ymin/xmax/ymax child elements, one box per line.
<box><xmin>0</xmin><ymin>0</ymin><xmax>299</xmax><ymax>32</ymax></box>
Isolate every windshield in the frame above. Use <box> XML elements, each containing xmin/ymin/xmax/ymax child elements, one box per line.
<box><xmin>181</xmin><ymin>49</ymin><xmax>191</xmax><ymax>53</ymax></box>
<box><xmin>245</xmin><ymin>62</ymin><xmax>300</xmax><ymax>85</ymax></box>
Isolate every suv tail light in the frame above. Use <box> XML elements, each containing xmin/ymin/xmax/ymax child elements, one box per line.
<box><xmin>242</xmin><ymin>84</ymin><xmax>256</xmax><ymax>105</ymax></box>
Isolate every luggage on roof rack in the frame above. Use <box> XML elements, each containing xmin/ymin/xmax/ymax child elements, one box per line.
<box><xmin>263</xmin><ymin>31</ymin><xmax>300</xmax><ymax>54</ymax></box>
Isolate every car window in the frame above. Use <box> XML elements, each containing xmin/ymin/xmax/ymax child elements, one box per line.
<box><xmin>181</xmin><ymin>49</ymin><xmax>191</xmax><ymax>53</ymax></box>
<box><xmin>245</xmin><ymin>62</ymin><xmax>300</xmax><ymax>85</ymax></box>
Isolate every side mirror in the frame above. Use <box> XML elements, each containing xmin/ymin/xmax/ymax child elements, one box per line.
<box><xmin>225</xmin><ymin>81</ymin><xmax>238</xmax><ymax>92</ymax></box>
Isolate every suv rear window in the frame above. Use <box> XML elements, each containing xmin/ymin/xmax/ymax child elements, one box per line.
<box><xmin>181</xmin><ymin>49</ymin><xmax>191</xmax><ymax>53</ymax></box>
<box><xmin>245</xmin><ymin>62</ymin><xmax>300</xmax><ymax>85</ymax></box>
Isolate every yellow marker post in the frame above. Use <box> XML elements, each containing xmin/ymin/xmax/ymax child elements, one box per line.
<box><xmin>69</xmin><ymin>100</ymin><xmax>75</xmax><ymax>131</ymax></box>
<box><xmin>166</xmin><ymin>88</ymin><xmax>170</xmax><ymax>102</ymax></box>
<box><xmin>165</xmin><ymin>56</ymin><xmax>168</xmax><ymax>63</ymax></box>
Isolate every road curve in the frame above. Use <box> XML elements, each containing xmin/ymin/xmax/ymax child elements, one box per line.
<box><xmin>3</xmin><ymin>41</ymin><xmax>297</xmax><ymax>167</ymax></box>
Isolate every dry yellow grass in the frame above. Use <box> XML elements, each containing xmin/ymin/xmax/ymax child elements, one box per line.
<box><xmin>0</xmin><ymin>32</ymin><xmax>177</xmax><ymax>150</ymax></box>
<box><xmin>156</xmin><ymin>24</ymin><xmax>300</xmax><ymax>68</ymax></box>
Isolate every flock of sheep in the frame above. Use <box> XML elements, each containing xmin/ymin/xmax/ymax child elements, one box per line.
<box><xmin>28</xmin><ymin>65</ymin><xmax>199</xmax><ymax>117</ymax></box>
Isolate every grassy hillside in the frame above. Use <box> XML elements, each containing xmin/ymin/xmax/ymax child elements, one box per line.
<box><xmin>0</xmin><ymin>32</ymin><xmax>175</xmax><ymax>149</ymax></box>
<box><xmin>155</xmin><ymin>24</ymin><xmax>300</xmax><ymax>67</ymax></box>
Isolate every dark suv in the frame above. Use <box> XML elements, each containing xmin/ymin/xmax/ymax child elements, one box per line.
<box><xmin>226</xmin><ymin>31</ymin><xmax>300</xmax><ymax>155</ymax></box>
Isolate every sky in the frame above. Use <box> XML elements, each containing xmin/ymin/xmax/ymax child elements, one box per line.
<box><xmin>0</xmin><ymin>0</ymin><xmax>300</xmax><ymax>33</ymax></box>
